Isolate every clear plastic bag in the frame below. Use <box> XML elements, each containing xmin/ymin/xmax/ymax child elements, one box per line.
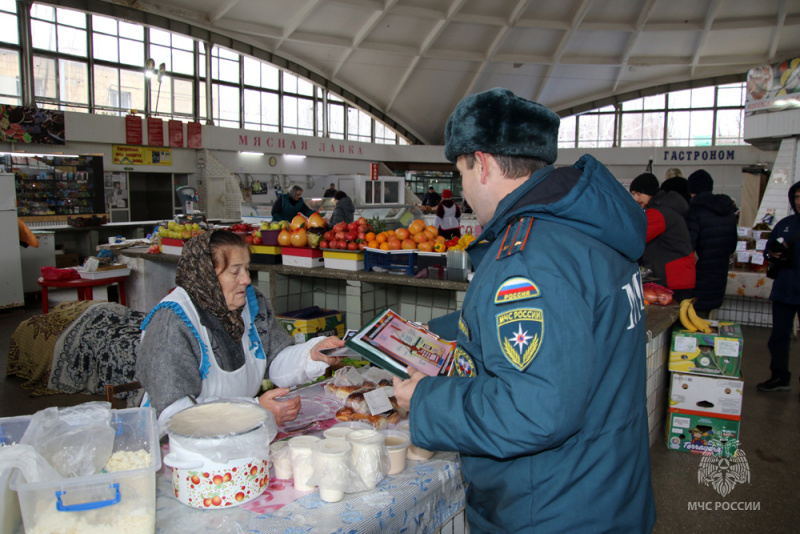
<box><xmin>20</xmin><ymin>402</ymin><xmax>115</xmax><ymax>478</ymax></box>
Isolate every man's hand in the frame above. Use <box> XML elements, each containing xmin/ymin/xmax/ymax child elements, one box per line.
<box><xmin>310</xmin><ymin>336</ymin><xmax>346</xmax><ymax>366</ymax></box>
<box><xmin>392</xmin><ymin>366</ymin><xmax>426</xmax><ymax>411</ymax></box>
<box><xmin>258</xmin><ymin>388</ymin><xmax>301</xmax><ymax>426</ymax></box>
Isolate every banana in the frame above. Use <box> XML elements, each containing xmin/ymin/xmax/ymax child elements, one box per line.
<box><xmin>687</xmin><ymin>303</ymin><xmax>713</xmax><ymax>334</ymax></box>
<box><xmin>679</xmin><ymin>299</ymin><xmax>697</xmax><ymax>332</ymax></box>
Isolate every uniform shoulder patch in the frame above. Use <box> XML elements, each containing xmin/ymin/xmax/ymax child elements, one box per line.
<box><xmin>458</xmin><ymin>313</ymin><xmax>470</xmax><ymax>340</ymax></box>
<box><xmin>453</xmin><ymin>346</ymin><xmax>476</xmax><ymax>377</ymax></box>
<box><xmin>496</xmin><ymin>308</ymin><xmax>544</xmax><ymax>371</ymax></box>
<box><xmin>494</xmin><ymin>276</ymin><xmax>541</xmax><ymax>304</ymax></box>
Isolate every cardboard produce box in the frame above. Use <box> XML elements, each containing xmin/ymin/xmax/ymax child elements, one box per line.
<box><xmin>323</xmin><ymin>250</ymin><xmax>364</xmax><ymax>271</ymax></box>
<box><xmin>277</xmin><ymin>306</ymin><xmax>346</xmax><ymax>342</ymax></box>
<box><xmin>669</xmin><ymin>322</ymin><xmax>743</xmax><ymax>377</ymax></box>
<box><xmin>281</xmin><ymin>246</ymin><xmax>324</xmax><ymax>268</ymax></box>
<box><xmin>250</xmin><ymin>245</ymin><xmax>282</xmax><ymax>265</ymax></box>
<box><xmin>161</xmin><ymin>236</ymin><xmax>188</xmax><ymax>255</ymax></box>
<box><xmin>666</xmin><ymin>372</ymin><xmax>743</xmax><ymax>457</ymax></box>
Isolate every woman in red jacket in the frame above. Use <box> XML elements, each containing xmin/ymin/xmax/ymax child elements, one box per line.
<box><xmin>630</xmin><ymin>173</ymin><xmax>696</xmax><ymax>301</ymax></box>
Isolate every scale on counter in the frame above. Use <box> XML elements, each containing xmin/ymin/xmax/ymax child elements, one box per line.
<box><xmin>175</xmin><ymin>186</ymin><xmax>207</xmax><ymax>226</ymax></box>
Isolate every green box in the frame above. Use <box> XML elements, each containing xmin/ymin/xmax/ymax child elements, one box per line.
<box><xmin>277</xmin><ymin>307</ymin><xmax>345</xmax><ymax>343</ymax></box>
<box><xmin>666</xmin><ymin>412</ymin><xmax>740</xmax><ymax>457</ymax></box>
<box><xmin>669</xmin><ymin>322</ymin><xmax>743</xmax><ymax>377</ymax></box>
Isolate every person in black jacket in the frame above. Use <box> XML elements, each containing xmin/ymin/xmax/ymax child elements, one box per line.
<box><xmin>686</xmin><ymin>170</ymin><xmax>739</xmax><ymax>314</ymax></box>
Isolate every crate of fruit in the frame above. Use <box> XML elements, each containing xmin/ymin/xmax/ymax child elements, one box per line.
<box><xmin>363</xmin><ymin>248</ymin><xmax>416</xmax><ymax>276</ymax></box>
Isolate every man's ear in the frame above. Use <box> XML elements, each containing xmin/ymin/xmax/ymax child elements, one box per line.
<box><xmin>475</xmin><ymin>152</ymin><xmax>491</xmax><ymax>183</ymax></box>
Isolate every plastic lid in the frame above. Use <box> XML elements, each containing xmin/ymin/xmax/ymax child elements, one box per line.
<box><xmin>311</xmin><ymin>438</ymin><xmax>351</xmax><ymax>457</ymax></box>
<box><xmin>166</xmin><ymin>400</ymin><xmax>270</xmax><ymax>438</ymax></box>
<box><xmin>323</xmin><ymin>426</ymin><xmax>354</xmax><ymax>440</ymax></box>
<box><xmin>270</xmin><ymin>440</ymin><xmax>289</xmax><ymax>452</ymax></box>
<box><xmin>396</xmin><ymin>419</ymin><xmax>410</xmax><ymax>433</ymax></box>
<box><xmin>346</xmin><ymin>429</ymin><xmax>385</xmax><ymax>446</ymax></box>
<box><xmin>380</xmin><ymin>430</ymin><xmax>410</xmax><ymax>450</ymax></box>
<box><xmin>331</xmin><ymin>421</ymin><xmax>372</xmax><ymax>431</ymax></box>
<box><xmin>288</xmin><ymin>435</ymin><xmax>321</xmax><ymax>450</ymax></box>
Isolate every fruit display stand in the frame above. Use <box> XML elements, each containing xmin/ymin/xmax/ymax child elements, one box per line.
<box><xmin>363</xmin><ymin>248</ymin><xmax>416</xmax><ymax>276</ymax></box>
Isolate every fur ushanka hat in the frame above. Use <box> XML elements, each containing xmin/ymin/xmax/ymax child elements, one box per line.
<box><xmin>444</xmin><ymin>88</ymin><xmax>560</xmax><ymax>164</ymax></box>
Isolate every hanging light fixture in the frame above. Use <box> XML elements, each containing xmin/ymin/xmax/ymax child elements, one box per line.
<box><xmin>144</xmin><ymin>58</ymin><xmax>156</xmax><ymax>78</ymax></box>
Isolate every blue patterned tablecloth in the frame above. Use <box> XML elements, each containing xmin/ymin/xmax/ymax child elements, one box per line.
<box><xmin>155</xmin><ymin>451</ymin><xmax>465</xmax><ymax>533</ymax></box>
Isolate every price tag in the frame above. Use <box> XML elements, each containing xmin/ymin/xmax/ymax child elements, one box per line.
<box><xmin>338</xmin><ymin>366</ymin><xmax>364</xmax><ymax>386</ymax></box>
<box><xmin>364</xmin><ymin>388</ymin><xmax>393</xmax><ymax>415</ymax></box>
<box><xmin>751</xmin><ymin>252</ymin><xmax>765</xmax><ymax>265</ymax></box>
<box><xmin>736</xmin><ymin>241</ymin><xmax>748</xmax><ymax>252</ymax></box>
<box><xmin>737</xmin><ymin>227</ymin><xmax>752</xmax><ymax>237</ymax></box>
<box><xmin>756</xmin><ymin>239</ymin><xmax>768</xmax><ymax>251</ymax></box>
<box><xmin>752</xmin><ymin>231</ymin><xmax>762</xmax><ymax>240</ymax></box>
<box><xmin>737</xmin><ymin>251</ymin><xmax>751</xmax><ymax>263</ymax></box>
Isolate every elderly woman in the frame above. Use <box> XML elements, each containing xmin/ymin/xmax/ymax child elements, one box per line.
<box><xmin>136</xmin><ymin>229</ymin><xmax>344</xmax><ymax>428</ymax></box>
<box><xmin>271</xmin><ymin>184</ymin><xmax>314</xmax><ymax>222</ymax></box>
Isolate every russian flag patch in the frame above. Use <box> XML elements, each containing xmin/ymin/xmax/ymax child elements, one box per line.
<box><xmin>494</xmin><ymin>276</ymin><xmax>541</xmax><ymax>304</ymax></box>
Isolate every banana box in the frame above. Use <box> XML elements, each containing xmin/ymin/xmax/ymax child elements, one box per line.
<box><xmin>669</xmin><ymin>322</ymin><xmax>743</xmax><ymax>377</ymax></box>
<box><xmin>277</xmin><ymin>306</ymin><xmax>345</xmax><ymax>343</ymax></box>
<box><xmin>667</xmin><ymin>372</ymin><xmax>743</xmax><ymax>457</ymax></box>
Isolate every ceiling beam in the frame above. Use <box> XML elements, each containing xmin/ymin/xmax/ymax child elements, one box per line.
<box><xmin>208</xmin><ymin>0</ymin><xmax>240</xmax><ymax>24</ymax></box>
<box><xmin>612</xmin><ymin>0</ymin><xmax>658</xmax><ymax>93</ymax></box>
<box><xmin>768</xmin><ymin>0</ymin><xmax>789</xmax><ymax>60</ymax></box>
<box><xmin>690</xmin><ymin>0</ymin><xmax>723</xmax><ymax>77</ymax></box>
<box><xmin>331</xmin><ymin>0</ymin><xmax>399</xmax><ymax>79</ymax></box>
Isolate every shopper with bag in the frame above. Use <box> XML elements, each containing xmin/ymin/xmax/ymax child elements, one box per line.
<box><xmin>758</xmin><ymin>181</ymin><xmax>800</xmax><ymax>392</ymax></box>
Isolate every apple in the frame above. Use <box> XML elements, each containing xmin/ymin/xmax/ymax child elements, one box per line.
<box><xmin>253</xmin><ymin>237</ymin><xmax>262</xmax><ymax>245</ymax></box>
<box><xmin>191</xmin><ymin>475</ymin><xmax>200</xmax><ymax>485</ymax></box>
<box><xmin>213</xmin><ymin>475</ymin><xmax>224</xmax><ymax>485</ymax></box>
<box><xmin>250</xmin><ymin>466</ymin><xmax>258</xmax><ymax>476</ymax></box>
<box><xmin>203</xmin><ymin>498</ymin><xmax>212</xmax><ymax>507</ymax></box>
<box><xmin>245</xmin><ymin>235</ymin><xmax>254</xmax><ymax>245</ymax></box>
<box><xmin>223</xmin><ymin>473</ymin><xmax>232</xmax><ymax>483</ymax></box>
<box><xmin>235</xmin><ymin>492</ymin><xmax>245</xmax><ymax>502</ymax></box>
<box><xmin>211</xmin><ymin>496</ymin><xmax>222</xmax><ymax>506</ymax></box>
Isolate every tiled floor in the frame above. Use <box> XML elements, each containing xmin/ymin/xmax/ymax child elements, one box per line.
<box><xmin>1</xmin><ymin>292</ymin><xmax>799</xmax><ymax>532</ymax></box>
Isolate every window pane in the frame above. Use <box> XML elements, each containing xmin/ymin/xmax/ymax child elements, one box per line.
<box><xmin>0</xmin><ymin>48</ymin><xmax>19</xmax><ymax>97</ymax></box>
<box><xmin>328</xmin><ymin>102</ymin><xmax>344</xmax><ymax>138</ymax></box>
<box><xmin>669</xmin><ymin>89</ymin><xmax>691</xmax><ymax>109</ymax></box>
<box><xmin>243</xmin><ymin>57</ymin><xmax>259</xmax><ymax>86</ymax></box>
<box><xmin>92</xmin><ymin>15</ymin><xmax>117</xmax><ymax>35</ymax></box>
<box><xmin>173</xmin><ymin>78</ymin><xmax>193</xmax><ymax>115</ymax></box>
<box><xmin>622</xmin><ymin>98</ymin><xmax>643</xmax><ymax>111</ymax></box>
<box><xmin>149</xmin><ymin>44</ymin><xmax>171</xmax><ymax>70</ymax></box>
<box><xmin>716</xmin><ymin>109</ymin><xmax>744</xmax><ymax>144</ymax></box>
<box><xmin>244</xmin><ymin>89</ymin><xmax>260</xmax><ymax>124</ymax></box>
<box><xmin>33</xmin><ymin>56</ymin><xmax>56</xmax><ymax>98</ymax></box>
<box><xmin>262</xmin><ymin>92</ymin><xmax>278</xmax><ymax>128</ymax></box>
<box><xmin>0</xmin><ymin>95</ymin><xmax>20</xmax><ymax>105</ymax></box>
<box><xmin>297</xmin><ymin>97</ymin><xmax>313</xmax><ymax>133</ymax></box>
<box><xmin>718</xmin><ymin>83</ymin><xmax>745</xmax><ymax>107</ymax></box>
<box><xmin>57</xmin><ymin>8</ymin><xmax>86</xmax><ymax>28</ymax></box>
<box><xmin>60</xmin><ymin>59</ymin><xmax>88</xmax><ymax>104</ymax></box>
<box><xmin>643</xmin><ymin>94</ymin><xmax>665</xmax><ymax>110</ymax></box>
<box><xmin>57</xmin><ymin>25</ymin><xmax>87</xmax><ymax>56</ymax></box>
<box><xmin>172</xmin><ymin>34</ymin><xmax>193</xmax><ymax>51</ymax></box>
<box><xmin>152</xmin><ymin>77</ymin><xmax>172</xmax><ymax>115</ymax></box>
<box><xmin>0</xmin><ymin>13</ymin><xmax>19</xmax><ymax>45</ymax></box>
<box><xmin>667</xmin><ymin>111</ymin><xmax>690</xmax><ymax>145</ymax></box>
<box><xmin>120</xmin><ymin>69</ymin><xmax>144</xmax><ymax>111</ymax></box>
<box><xmin>93</xmin><ymin>64</ymin><xmax>119</xmax><ymax>107</ymax></box>
<box><xmin>262</xmin><ymin>63</ymin><xmax>279</xmax><ymax>90</ymax></box>
<box><xmin>119</xmin><ymin>39</ymin><xmax>143</xmax><ymax>66</ymax></box>
<box><xmin>31</xmin><ymin>20</ymin><xmax>56</xmax><ymax>51</ymax></box>
<box><xmin>172</xmin><ymin>49</ymin><xmax>193</xmax><ymax>75</ymax></box>
<box><xmin>297</xmin><ymin>77</ymin><xmax>314</xmax><ymax>97</ymax></box>
<box><xmin>691</xmin><ymin>87</ymin><xmax>715</xmax><ymax>108</ymax></box>
<box><xmin>558</xmin><ymin>115</ymin><xmax>576</xmax><ymax>148</ymax></box>
<box><xmin>31</xmin><ymin>5</ymin><xmax>55</xmax><ymax>21</ymax></box>
<box><xmin>149</xmin><ymin>28</ymin><xmax>171</xmax><ymax>46</ymax></box>
<box><xmin>198</xmin><ymin>50</ymin><xmax>206</xmax><ymax>78</ymax></box>
<box><xmin>214</xmin><ymin>83</ymin><xmax>239</xmax><ymax>122</ymax></box>
<box><xmin>198</xmin><ymin>80</ymin><xmax>206</xmax><ymax>120</ymax></box>
<box><xmin>283</xmin><ymin>95</ymin><xmax>298</xmax><ymax>129</ymax></box>
<box><xmin>316</xmin><ymin>101</ymin><xmax>324</xmax><ymax>136</ymax></box>
<box><xmin>0</xmin><ymin>0</ymin><xmax>16</xmax><ymax>13</ymax></box>
<box><xmin>688</xmin><ymin>109</ymin><xmax>713</xmax><ymax>145</ymax></box>
<box><xmin>283</xmin><ymin>71</ymin><xmax>298</xmax><ymax>93</ymax></box>
<box><xmin>93</xmin><ymin>33</ymin><xmax>118</xmax><ymax>62</ymax></box>
<box><xmin>118</xmin><ymin>21</ymin><xmax>143</xmax><ymax>41</ymax></box>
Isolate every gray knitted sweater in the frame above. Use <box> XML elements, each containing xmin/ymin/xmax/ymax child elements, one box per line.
<box><xmin>135</xmin><ymin>288</ymin><xmax>293</xmax><ymax>416</ymax></box>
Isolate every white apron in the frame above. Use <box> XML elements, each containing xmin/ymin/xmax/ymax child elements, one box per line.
<box><xmin>141</xmin><ymin>285</ymin><xmax>267</xmax><ymax>429</ymax></box>
<box><xmin>434</xmin><ymin>203</ymin><xmax>460</xmax><ymax>233</ymax></box>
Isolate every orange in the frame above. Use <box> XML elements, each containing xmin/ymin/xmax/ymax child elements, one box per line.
<box><xmin>388</xmin><ymin>239</ymin><xmax>401</xmax><ymax>250</ymax></box>
<box><xmin>387</xmin><ymin>229</ymin><xmax>395</xmax><ymax>237</ymax></box>
<box><xmin>376</xmin><ymin>233</ymin><xmax>388</xmax><ymax>244</ymax></box>
<box><xmin>365</xmin><ymin>232</ymin><xmax>376</xmax><ymax>242</ymax></box>
<box><xmin>418</xmin><ymin>241</ymin><xmax>433</xmax><ymax>252</ymax></box>
<box><xmin>423</xmin><ymin>229</ymin><xmax>436</xmax><ymax>241</ymax></box>
<box><xmin>413</xmin><ymin>233</ymin><xmax>427</xmax><ymax>244</ymax></box>
<box><xmin>433</xmin><ymin>242</ymin><xmax>447</xmax><ymax>252</ymax></box>
<box><xmin>401</xmin><ymin>238</ymin><xmax>417</xmax><ymax>250</ymax></box>
<box><xmin>435</xmin><ymin>235</ymin><xmax>446</xmax><ymax>243</ymax></box>
<box><xmin>408</xmin><ymin>220</ymin><xmax>425</xmax><ymax>235</ymax></box>
<box><xmin>368</xmin><ymin>240</ymin><xmax>378</xmax><ymax>249</ymax></box>
<box><xmin>426</xmin><ymin>225</ymin><xmax>438</xmax><ymax>237</ymax></box>
<box><xmin>379</xmin><ymin>242</ymin><xmax>390</xmax><ymax>251</ymax></box>
<box><xmin>395</xmin><ymin>228</ymin><xmax>410</xmax><ymax>240</ymax></box>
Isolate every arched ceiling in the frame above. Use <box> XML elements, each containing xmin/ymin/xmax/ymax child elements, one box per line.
<box><xmin>95</xmin><ymin>0</ymin><xmax>800</xmax><ymax>145</ymax></box>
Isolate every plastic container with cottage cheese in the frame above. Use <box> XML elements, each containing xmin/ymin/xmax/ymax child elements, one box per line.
<box><xmin>380</xmin><ymin>430</ymin><xmax>410</xmax><ymax>474</ymax></box>
<box><xmin>396</xmin><ymin>419</ymin><xmax>435</xmax><ymax>460</ymax></box>
<box><xmin>9</xmin><ymin>407</ymin><xmax>160</xmax><ymax>534</ymax></box>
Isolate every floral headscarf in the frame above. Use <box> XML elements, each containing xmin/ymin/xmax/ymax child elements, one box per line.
<box><xmin>175</xmin><ymin>230</ymin><xmax>245</xmax><ymax>340</ymax></box>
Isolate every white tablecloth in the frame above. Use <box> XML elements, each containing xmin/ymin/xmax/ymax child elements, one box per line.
<box><xmin>725</xmin><ymin>270</ymin><xmax>772</xmax><ymax>299</ymax></box>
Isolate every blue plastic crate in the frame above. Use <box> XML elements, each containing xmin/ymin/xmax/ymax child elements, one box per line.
<box><xmin>364</xmin><ymin>248</ymin><xmax>416</xmax><ymax>275</ymax></box>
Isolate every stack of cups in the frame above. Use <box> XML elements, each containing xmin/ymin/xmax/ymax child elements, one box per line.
<box><xmin>311</xmin><ymin>439</ymin><xmax>352</xmax><ymax>502</ymax></box>
<box><xmin>270</xmin><ymin>440</ymin><xmax>293</xmax><ymax>480</ymax></box>
<box><xmin>346</xmin><ymin>429</ymin><xmax>388</xmax><ymax>489</ymax></box>
<box><xmin>288</xmin><ymin>435</ymin><xmax>320</xmax><ymax>491</ymax></box>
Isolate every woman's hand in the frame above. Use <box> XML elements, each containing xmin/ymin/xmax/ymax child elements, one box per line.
<box><xmin>310</xmin><ymin>336</ymin><xmax>346</xmax><ymax>366</ymax></box>
<box><xmin>258</xmin><ymin>388</ymin><xmax>301</xmax><ymax>426</ymax></box>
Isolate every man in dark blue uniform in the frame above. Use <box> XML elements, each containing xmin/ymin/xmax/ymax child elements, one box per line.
<box><xmin>394</xmin><ymin>88</ymin><xmax>656</xmax><ymax>533</ymax></box>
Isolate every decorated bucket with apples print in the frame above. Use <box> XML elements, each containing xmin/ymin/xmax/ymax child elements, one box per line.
<box><xmin>165</xmin><ymin>439</ymin><xmax>269</xmax><ymax>508</ymax></box>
